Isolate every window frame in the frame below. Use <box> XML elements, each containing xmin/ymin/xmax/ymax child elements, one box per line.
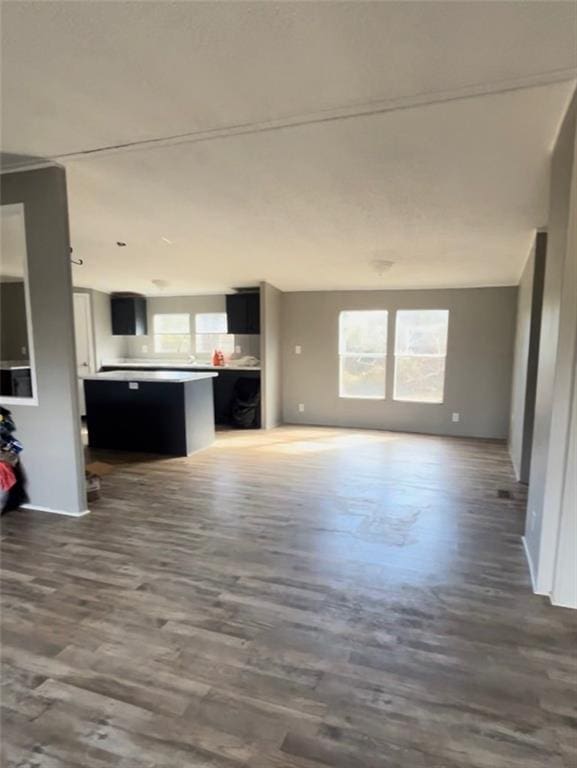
<box><xmin>393</xmin><ymin>309</ymin><xmax>449</xmax><ymax>405</ymax></box>
<box><xmin>152</xmin><ymin>312</ymin><xmax>192</xmax><ymax>355</ymax></box>
<box><xmin>194</xmin><ymin>312</ymin><xmax>234</xmax><ymax>356</ymax></box>
<box><xmin>338</xmin><ymin>310</ymin><xmax>388</xmax><ymax>400</ymax></box>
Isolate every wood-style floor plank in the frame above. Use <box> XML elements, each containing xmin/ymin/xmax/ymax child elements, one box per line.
<box><xmin>1</xmin><ymin>426</ymin><xmax>576</xmax><ymax>767</ymax></box>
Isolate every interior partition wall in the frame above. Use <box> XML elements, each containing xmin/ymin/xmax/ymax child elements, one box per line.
<box><xmin>0</xmin><ymin>164</ymin><xmax>87</xmax><ymax>515</ymax></box>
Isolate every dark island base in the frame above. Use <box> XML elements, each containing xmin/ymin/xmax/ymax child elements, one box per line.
<box><xmin>101</xmin><ymin>366</ymin><xmax>261</xmax><ymax>428</ymax></box>
<box><xmin>85</xmin><ymin>377</ymin><xmax>215</xmax><ymax>456</ymax></box>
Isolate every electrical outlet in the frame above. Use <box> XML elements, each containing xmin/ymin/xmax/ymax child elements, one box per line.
<box><xmin>128</xmin><ymin>382</ymin><xmax>139</xmax><ymax>390</ymax></box>
<box><xmin>295</xmin><ymin>345</ymin><xmax>302</xmax><ymax>354</ymax></box>
<box><xmin>298</xmin><ymin>403</ymin><xmax>305</xmax><ymax>413</ymax></box>
<box><xmin>142</xmin><ymin>344</ymin><xmax>148</xmax><ymax>353</ymax></box>
<box><xmin>21</xmin><ymin>346</ymin><xmax>27</xmax><ymax>356</ymax></box>
<box><xmin>235</xmin><ymin>345</ymin><xmax>242</xmax><ymax>354</ymax></box>
<box><xmin>452</xmin><ymin>412</ymin><xmax>460</xmax><ymax>423</ymax></box>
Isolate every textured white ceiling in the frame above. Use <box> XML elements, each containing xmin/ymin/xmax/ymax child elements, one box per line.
<box><xmin>1</xmin><ymin>1</ymin><xmax>576</xmax><ymax>293</ymax></box>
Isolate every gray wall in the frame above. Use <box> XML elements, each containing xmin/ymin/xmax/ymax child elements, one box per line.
<box><xmin>508</xmin><ymin>233</ymin><xmax>546</xmax><ymax>483</ymax></box>
<box><xmin>260</xmin><ymin>282</ymin><xmax>283</xmax><ymax>429</ymax></box>
<box><xmin>125</xmin><ymin>294</ymin><xmax>260</xmax><ymax>361</ymax></box>
<box><xmin>525</xmin><ymin>92</ymin><xmax>577</xmax><ymax>592</ymax></box>
<box><xmin>0</xmin><ymin>166</ymin><xmax>86</xmax><ymax>515</ymax></box>
<box><xmin>282</xmin><ymin>287</ymin><xmax>517</xmax><ymax>439</ymax></box>
<box><xmin>0</xmin><ymin>280</ymin><xmax>28</xmax><ymax>361</ymax></box>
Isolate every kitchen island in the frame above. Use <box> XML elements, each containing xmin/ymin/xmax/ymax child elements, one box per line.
<box><xmin>84</xmin><ymin>370</ymin><xmax>218</xmax><ymax>456</ymax></box>
<box><xmin>100</xmin><ymin>360</ymin><xmax>261</xmax><ymax>428</ymax></box>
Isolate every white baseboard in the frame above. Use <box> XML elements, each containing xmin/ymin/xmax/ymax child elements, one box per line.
<box><xmin>508</xmin><ymin>444</ymin><xmax>521</xmax><ymax>482</ymax></box>
<box><xmin>522</xmin><ymin>537</ymin><xmax>576</xmax><ymax>608</ymax></box>
<box><xmin>522</xmin><ymin>536</ymin><xmax>539</xmax><ymax>593</ymax></box>
<box><xmin>20</xmin><ymin>503</ymin><xmax>90</xmax><ymax>518</ymax></box>
<box><xmin>550</xmin><ymin>596</ymin><xmax>577</xmax><ymax>610</ymax></box>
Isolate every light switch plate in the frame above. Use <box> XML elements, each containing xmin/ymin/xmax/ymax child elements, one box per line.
<box><xmin>295</xmin><ymin>345</ymin><xmax>302</xmax><ymax>354</ymax></box>
<box><xmin>298</xmin><ymin>403</ymin><xmax>305</xmax><ymax>412</ymax></box>
<box><xmin>129</xmin><ymin>382</ymin><xmax>139</xmax><ymax>390</ymax></box>
<box><xmin>452</xmin><ymin>412</ymin><xmax>460</xmax><ymax>422</ymax></box>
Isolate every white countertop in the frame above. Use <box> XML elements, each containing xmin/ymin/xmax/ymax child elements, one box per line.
<box><xmin>101</xmin><ymin>359</ymin><xmax>260</xmax><ymax>372</ymax></box>
<box><xmin>0</xmin><ymin>360</ymin><xmax>31</xmax><ymax>371</ymax></box>
<box><xmin>84</xmin><ymin>370</ymin><xmax>218</xmax><ymax>384</ymax></box>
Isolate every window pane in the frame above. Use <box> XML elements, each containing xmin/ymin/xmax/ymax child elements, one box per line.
<box><xmin>339</xmin><ymin>311</ymin><xmax>387</xmax><ymax>354</ymax></box>
<box><xmin>394</xmin><ymin>355</ymin><xmax>446</xmax><ymax>403</ymax></box>
<box><xmin>153</xmin><ymin>313</ymin><xmax>190</xmax><ymax>334</ymax></box>
<box><xmin>195</xmin><ymin>333</ymin><xmax>234</xmax><ymax>355</ymax></box>
<box><xmin>395</xmin><ymin>310</ymin><xmax>449</xmax><ymax>355</ymax></box>
<box><xmin>195</xmin><ymin>312</ymin><xmax>227</xmax><ymax>334</ymax></box>
<box><xmin>153</xmin><ymin>334</ymin><xmax>191</xmax><ymax>354</ymax></box>
<box><xmin>340</xmin><ymin>355</ymin><xmax>386</xmax><ymax>399</ymax></box>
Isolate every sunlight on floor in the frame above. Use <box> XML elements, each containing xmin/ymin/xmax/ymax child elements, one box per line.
<box><xmin>214</xmin><ymin>426</ymin><xmax>401</xmax><ymax>454</ymax></box>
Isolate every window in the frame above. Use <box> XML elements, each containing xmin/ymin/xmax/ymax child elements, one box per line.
<box><xmin>195</xmin><ymin>312</ymin><xmax>234</xmax><ymax>356</ymax></box>
<box><xmin>394</xmin><ymin>310</ymin><xmax>449</xmax><ymax>403</ymax></box>
<box><xmin>153</xmin><ymin>313</ymin><xmax>191</xmax><ymax>354</ymax></box>
<box><xmin>339</xmin><ymin>310</ymin><xmax>388</xmax><ymax>399</ymax></box>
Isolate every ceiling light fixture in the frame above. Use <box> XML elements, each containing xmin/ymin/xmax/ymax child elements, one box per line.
<box><xmin>116</xmin><ymin>241</ymin><xmax>127</xmax><ymax>247</ymax></box>
<box><xmin>161</xmin><ymin>237</ymin><xmax>173</xmax><ymax>245</ymax></box>
<box><xmin>371</xmin><ymin>258</ymin><xmax>394</xmax><ymax>276</ymax></box>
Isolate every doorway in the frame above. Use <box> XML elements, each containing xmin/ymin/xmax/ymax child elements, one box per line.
<box><xmin>518</xmin><ymin>233</ymin><xmax>546</xmax><ymax>484</ymax></box>
<box><xmin>73</xmin><ymin>292</ymin><xmax>95</xmax><ymax>417</ymax></box>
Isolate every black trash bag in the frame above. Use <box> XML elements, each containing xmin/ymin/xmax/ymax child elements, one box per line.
<box><xmin>231</xmin><ymin>377</ymin><xmax>261</xmax><ymax>428</ymax></box>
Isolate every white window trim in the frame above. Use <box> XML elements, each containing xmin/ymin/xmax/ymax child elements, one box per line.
<box><xmin>338</xmin><ymin>310</ymin><xmax>388</xmax><ymax>400</ymax></box>
<box><xmin>194</xmin><ymin>312</ymin><xmax>228</xmax><ymax>334</ymax></box>
<box><xmin>194</xmin><ymin>312</ymin><xmax>233</xmax><ymax>355</ymax></box>
<box><xmin>339</xmin><ymin>355</ymin><xmax>387</xmax><ymax>399</ymax></box>
<box><xmin>393</xmin><ymin>310</ymin><xmax>449</xmax><ymax>404</ymax></box>
<box><xmin>392</xmin><ymin>359</ymin><xmax>447</xmax><ymax>404</ymax></box>
<box><xmin>152</xmin><ymin>313</ymin><xmax>191</xmax><ymax>354</ymax></box>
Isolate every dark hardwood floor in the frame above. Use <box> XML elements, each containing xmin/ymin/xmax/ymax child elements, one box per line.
<box><xmin>1</xmin><ymin>426</ymin><xmax>576</xmax><ymax>767</ymax></box>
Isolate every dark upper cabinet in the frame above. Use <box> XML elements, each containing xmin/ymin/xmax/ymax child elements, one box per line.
<box><xmin>111</xmin><ymin>295</ymin><xmax>148</xmax><ymax>336</ymax></box>
<box><xmin>226</xmin><ymin>291</ymin><xmax>260</xmax><ymax>334</ymax></box>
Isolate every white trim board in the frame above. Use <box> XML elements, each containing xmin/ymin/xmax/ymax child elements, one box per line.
<box><xmin>550</xmin><ymin>596</ymin><xmax>577</xmax><ymax>610</ymax></box>
<box><xmin>508</xmin><ymin>445</ymin><xmax>521</xmax><ymax>483</ymax></box>
<box><xmin>522</xmin><ymin>535</ymin><xmax>545</xmax><ymax>595</ymax></box>
<box><xmin>20</xmin><ymin>503</ymin><xmax>90</xmax><ymax>517</ymax></box>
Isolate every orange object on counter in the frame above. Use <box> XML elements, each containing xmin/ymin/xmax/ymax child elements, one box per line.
<box><xmin>211</xmin><ymin>350</ymin><xmax>225</xmax><ymax>366</ymax></box>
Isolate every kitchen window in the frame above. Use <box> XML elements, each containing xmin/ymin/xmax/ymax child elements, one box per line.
<box><xmin>338</xmin><ymin>310</ymin><xmax>388</xmax><ymax>399</ymax></box>
<box><xmin>195</xmin><ymin>312</ymin><xmax>234</xmax><ymax>355</ymax></box>
<box><xmin>394</xmin><ymin>310</ymin><xmax>449</xmax><ymax>403</ymax></box>
<box><xmin>153</xmin><ymin>313</ymin><xmax>191</xmax><ymax>354</ymax></box>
